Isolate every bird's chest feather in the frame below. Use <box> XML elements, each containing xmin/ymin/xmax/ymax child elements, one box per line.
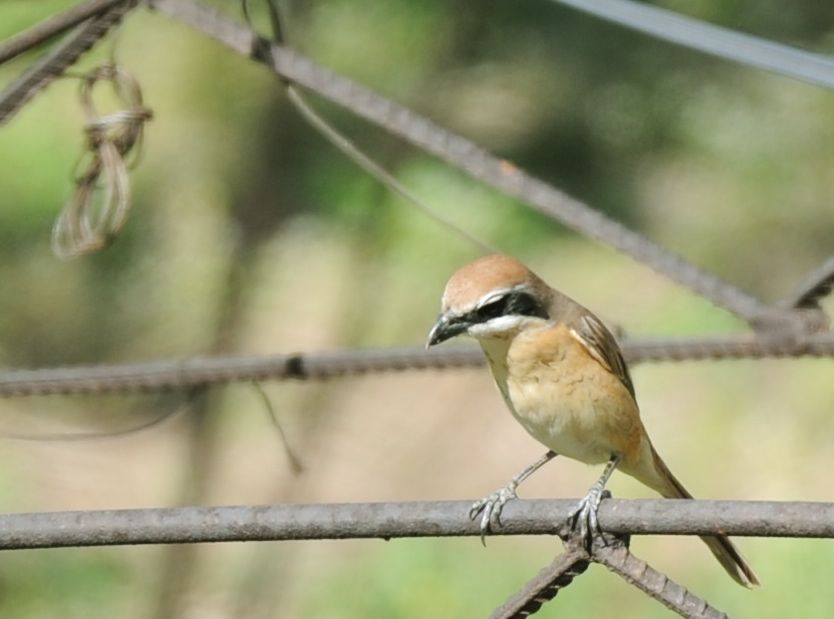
<box><xmin>480</xmin><ymin>327</ymin><xmax>633</xmax><ymax>465</ymax></box>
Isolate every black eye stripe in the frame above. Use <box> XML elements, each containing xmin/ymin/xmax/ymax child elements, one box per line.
<box><xmin>472</xmin><ymin>291</ymin><xmax>549</xmax><ymax>321</ymax></box>
<box><xmin>507</xmin><ymin>292</ymin><xmax>548</xmax><ymax>318</ymax></box>
<box><xmin>475</xmin><ymin>296</ymin><xmax>508</xmax><ymax>320</ymax></box>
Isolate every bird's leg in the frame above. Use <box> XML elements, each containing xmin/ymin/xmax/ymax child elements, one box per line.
<box><xmin>470</xmin><ymin>450</ymin><xmax>557</xmax><ymax>544</ymax></box>
<box><xmin>567</xmin><ymin>453</ymin><xmax>621</xmax><ymax>547</ymax></box>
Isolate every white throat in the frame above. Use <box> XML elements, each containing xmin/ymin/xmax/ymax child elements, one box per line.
<box><xmin>467</xmin><ymin>314</ymin><xmax>539</xmax><ymax>339</ymax></box>
<box><xmin>477</xmin><ymin>336</ymin><xmax>513</xmax><ymax>405</ymax></box>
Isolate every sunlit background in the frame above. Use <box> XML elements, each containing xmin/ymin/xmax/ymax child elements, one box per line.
<box><xmin>1</xmin><ymin>0</ymin><xmax>833</xmax><ymax>617</ymax></box>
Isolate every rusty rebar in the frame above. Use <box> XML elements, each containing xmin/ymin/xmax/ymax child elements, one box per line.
<box><xmin>2</xmin><ymin>333</ymin><xmax>834</xmax><ymax>397</ymax></box>
<box><xmin>489</xmin><ymin>546</ymin><xmax>591</xmax><ymax>619</ymax></box>
<box><xmin>0</xmin><ymin>1</ymin><xmax>139</xmax><ymax>124</ymax></box>
<box><xmin>145</xmin><ymin>0</ymin><xmax>789</xmax><ymax>328</ymax></box>
<box><xmin>0</xmin><ymin>499</ymin><xmax>832</xmax><ymax>551</ymax></box>
<box><xmin>595</xmin><ymin>536</ymin><xmax>728</xmax><ymax>619</ymax></box>
<box><xmin>781</xmin><ymin>256</ymin><xmax>834</xmax><ymax>311</ymax></box>
<box><xmin>490</xmin><ymin>526</ymin><xmax>730</xmax><ymax>619</ymax></box>
<box><xmin>0</xmin><ymin>0</ymin><xmax>129</xmax><ymax>65</ymax></box>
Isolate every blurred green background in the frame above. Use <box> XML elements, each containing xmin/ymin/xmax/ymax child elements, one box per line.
<box><xmin>1</xmin><ymin>1</ymin><xmax>833</xmax><ymax>617</ymax></box>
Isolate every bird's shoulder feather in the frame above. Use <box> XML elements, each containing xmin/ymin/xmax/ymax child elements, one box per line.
<box><xmin>567</xmin><ymin>312</ymin><xmax>635</xmax><ymax>399</ymax></box>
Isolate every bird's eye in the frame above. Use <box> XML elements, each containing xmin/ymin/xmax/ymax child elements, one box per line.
<box><xmin>476</xmin><ymin>296</ymin><xmax>508</xmax><ymax>320</ymax></box>
<box><xmin>510</xmin><ymin>292</ymin><xmax>541</xmax><ymax>317</ymax></box>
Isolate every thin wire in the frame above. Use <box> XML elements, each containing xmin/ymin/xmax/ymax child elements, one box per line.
<box><xmin>285</xmin><ymin>88</ymin><xmax>498</xmax><ymax>254</ymax></box>
<box><xmin>0</xmin><ymin>395</ymin><xmax>192</xmax><ymax>442</ymax></box>
<box><xmin>241</xmin><ymin>0</ymin><xmax>497</xmax><ymax>255</ymax></box>
<box><xmin>52</xmin><ymin>64</ymin><xmax>152</xmax><ymax>257</ymax></box>
<box><xmin>549</xmin><ymin>0</ymin><xmax>834</xmax><ymax>90</ymax></box>
<box><xmin>251</xmin><ymin>382</ymin><xmax>304</xmax><ymax>474</ymax></box>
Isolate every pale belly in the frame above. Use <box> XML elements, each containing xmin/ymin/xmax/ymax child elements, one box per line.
<box><xmin>502</xmin><ymin>378</ymin><xmax>616</xmax><ymax>465</ymax></box>
<box><xmin>480</xmin><ymin>335</ymin><xmax>642</xmax><ymax>467</ymax></box>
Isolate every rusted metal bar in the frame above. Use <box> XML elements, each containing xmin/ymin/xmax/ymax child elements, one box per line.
<box><xmin>781</xmin><ymin>256</ymin><xmax>834</xmax><ymax>311</ymax></box>
<box><xmin>3</xmin><ymin>333</ymin><xmax>834</xmax><ymax>397</ymax></box>
<box><xmin>146</xmin><ymin>0</ymin><xmax>785</xmax><ymax>328</ymax></box>
<box><xmin>550</xmin><ymin>0</ymin><xmax>834</xmax><ymax>91</ymax></box>
<box><xmin>0</xmin><ymin>0</ymin><xmax>128</xmax><ymax>64</ymax></box>
<box><xmin>489</xmin><ymin>546</ymin><xmax>590</xmax><ymax>619</ymax></box>
<box><xmin>595</xmin><ymin>537</ymin><xmax>728</xmax><ymax>619</ymax></box>
<box><xmin>0</xmin><ymin>499</ymin><xmax>832</xmax><ymax>551</ymax></box>
<box><xmin>0</xmin><ymin>1</ymin><xmax>139</xmax><ymax>123</ymax></box>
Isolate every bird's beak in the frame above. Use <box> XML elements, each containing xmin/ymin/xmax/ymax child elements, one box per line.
<box><xmin>426</xmin><ymin>313</ymin><xmax>471</xmax><ymax>348</ymax></box>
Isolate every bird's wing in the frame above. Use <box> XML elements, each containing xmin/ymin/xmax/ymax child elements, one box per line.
<box><xmin>569</xmin><ymin>312</ymin><xmax>636</xmax><ymax>399</ymax></box>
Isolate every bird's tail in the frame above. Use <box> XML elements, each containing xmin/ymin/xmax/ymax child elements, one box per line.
<box><xmin>649</xmin><ymin>446</ymin><xmax>759</xmax><ymax>588</ymax></box>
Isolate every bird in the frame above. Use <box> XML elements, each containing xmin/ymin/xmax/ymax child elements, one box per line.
<box><xmin>426</xmin><ymin>254</ymin><xmax>758</xmax><ymax>587</ymax></box>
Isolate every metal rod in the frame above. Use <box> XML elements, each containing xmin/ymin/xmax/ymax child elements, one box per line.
<box><xmin>596</xmin><ymin>540</ymin><xmax>728</xmax><ymax>619</ymax></box>
<box><xmin>3</xmin><ymin>333</ymin><xmax>834</xmax><ymax>397</ymax></box>
<box><xmin>550</xmin><ymin>0</ymin><xmax>834</xmax><ymax>91</ymax></box>
<box><xmin>145</xmin><ymin>0</ymin><xmax>783</xmax><ymax>327</ymax></box>
<box><xmin>489</xmin><ymin>547</ymin><xmax>590</xmax><ymax>619</ymax></box>
<box><xmin>0</xmin><ymin>1</ymin><xmax>139</xmax><ymax>124</ymax></box>
<box><xmin>0</xmin><ymin>0</ymin><xmax>128</xmax><ymax>65</ymax></box>
<box><xmin>0</xmin><ymin>499</ymin><xmax>832</xmax><ymax>551</ymax></box>
<box><xmin>781</xmin><ymin>256</ymin><xmax>834</xmax><ymax>310</ymax></box>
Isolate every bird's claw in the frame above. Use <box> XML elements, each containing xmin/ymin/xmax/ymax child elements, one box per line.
<box><xmin>567</xmin><ymin>485</ymin><xmax>607</xmax><ymax>549</ymax></box>
<box><xmin>469</xmin><ymin>485</ymin><xmax>518</xmax><ymax>545</ymax></box>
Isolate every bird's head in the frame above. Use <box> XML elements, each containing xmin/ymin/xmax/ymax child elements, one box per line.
<box><xmin>427</xmin><ymin>255</ymin><xmax>552</xmax><ymax>347</ymax></box>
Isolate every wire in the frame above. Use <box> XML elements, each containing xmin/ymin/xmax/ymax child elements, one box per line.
<box><xmin>241</xmin><ymin>0</ymin><xmax>497</xmax><ymax>255</ymax></box>
<box><xmin>52</xmin><ymin>64</ymin><xmax>152</xmax><ymax>257</ymax></box>
<box><xmin>549</xmin><ymin>0</ymin><xmax>834</xmax><ymax>90</ymax></box>
<box><xmin>0</xmin><ymin>0</ymin><xmax>129</xmax><ymax>65</ymax></box>
<box><xmin>0</xmin><ymin>498</ymin><xmax>831</xmax><ymax>551</ymax></box>
<box><xmin>0</xmin><ymin>1</ymin><xmax>139</xmax><ymax>124</ymax></box>
<box><xmin>0</xmin><ymin>393</ymin><xmax>193</xmax><ymax>441</ymax></box>
<box><xmin>2</xmin><ymin>334</ymin><xmax>834</xmax><ymax>397</ymax></box>
<box><xmin>251</xmin><ymin>382</ymin><xmax>304</xmax><ymax>474</ymax></box>
<box><xmin>147</xmin><ymin>0</ymin><xmax>792</xmax><ymax>329</ymax></box>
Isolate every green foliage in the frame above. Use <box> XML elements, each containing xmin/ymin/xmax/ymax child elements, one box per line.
<box><xmin>0</xmin><ymin>550</ymin><xmax>135</xmax><ymax>619</ymax></box>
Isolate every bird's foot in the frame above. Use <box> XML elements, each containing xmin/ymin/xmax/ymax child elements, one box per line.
<box><xmin>469</xmin><ymin>483</ymin><xmax>518</xmax><ymax>545</ymax></box>
<box><xmin>567</xmin><ymin>486</ymin><xmax>610</xmax><ymax>549</ymax></box>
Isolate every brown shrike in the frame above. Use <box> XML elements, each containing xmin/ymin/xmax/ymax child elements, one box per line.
<box><xmin>427</xmin><ymin>254</ymin><xmax>758</xmax><ymax>587</ymax></box>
